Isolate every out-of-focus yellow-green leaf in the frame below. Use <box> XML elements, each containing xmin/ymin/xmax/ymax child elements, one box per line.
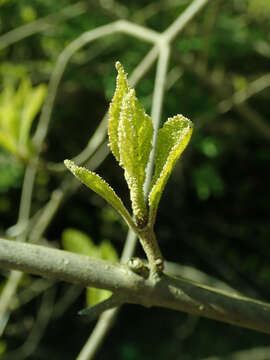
<box><xmin>0</xmin><ymin>86</ymin><xmax>18</xmax><ymax>139</ymax></box>
<box><xmin>248</xmin><ymin>0</ymin><xmax>270</xmax><ymax>19</ymax></box>
<box><xmin>0</xmin><ymin>63</ymin><xmax>27</xmax><ymax>80</ymax></box>
<box><xmin>233</xmin><ymin>75</ymin><xmax>248</xmax><ymax>91</ymax></box>
<box><xmin>14</xmin><ymin>77</ymin><xmax>31</xmax><ymax>109</ymax></box>
<box><xmin>98</xmin><ymin>240</ymin><xmax>119</xmax><ymax>262</ymax></box>
<box><xmin>0</xmin><ymin>76</ymin><xmax>47</xmax><ymax>160</ymax></box>
<box><xmin>19</xmin><ymin>83</ymin><xmax>47</xmax><ymax>148</ymax></box>
<box><xmin>0</xmin><ymin>131</ymin><xmax>17</xmax><ymax>155</ymax></box>
<box><xmin>20</xmin><ymin>6</ymin><xmax>37</xmax><ymax>23</ymax></box>
<box><xmin>86</xmin><ymin>287</ymin><xmax>112</xmax><ymax>307</ymax></box>
<box><xmin>61</xmin><ymin>228</ymin><xmax>97</xmax><ymax>256</ymax></box>
<box><xmin>149</xmin><ymin>115</ymin><xmax>193</xmax><ymax>224</ymax></box>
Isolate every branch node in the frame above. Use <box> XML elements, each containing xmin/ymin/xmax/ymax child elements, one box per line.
<box><xmin>127</xmin><ymin>257</ymin><xmax>149</xmax><ymax>278</ymax></box>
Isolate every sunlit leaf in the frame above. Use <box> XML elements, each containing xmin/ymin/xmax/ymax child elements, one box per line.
<box><xmin>14</xmin><ymin>77</ymin><xmax>31</xmax><ymax>109</ymax></box>
<box><xmin>64</xmin><ymin>159</ymin><xmax>134</xmax><ymax>228</ymax></box>
<box><xmin>149</xmin><ymin>115</ymin><xmax>193</xmax><ymax>224</ymax></box>
<box><xmin>104</xmin><ymin>62</ymin><xmax>154</xmax><ymax>227</ymax></box>
<box><xmin>118</xmin><ymin>88</ymin><xmax>153</xmax><ymax>226</ymax></box>
<box><xmin>108</xmin><ymin>61</ymin><xmax>130</xmax><ymax>162</ymax></box>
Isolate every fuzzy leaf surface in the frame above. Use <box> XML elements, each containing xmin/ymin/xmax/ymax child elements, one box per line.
<box><xmin>149</xmin><ymin>115</ymin><xmax>193</xmax><ymax>223</ymax></box>
<box><xmin>108</xmin><ymin>61</ymin><xmax>130</xmax><ymax>162</ymax></box>
<box><xmin>64</xmin><ymin>160</ymin><xmax>133</xmax><ymax>227</ymax></box>
<box><xmin>118</xmin><ymin>88</ymin><xmax>153</xmax><ymax>226</ymax></box>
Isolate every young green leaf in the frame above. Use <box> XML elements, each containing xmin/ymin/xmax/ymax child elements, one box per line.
<box><xmin>0</xmin><ymin>131</ymin><xmax>17</xmax><ymax>155</ymax></box>
<box><xmin>64</xmin><ymin>159</ymin><xmax>135</xmax><ymax>229</ymax></box>
<box><xmin>0</xmin><ymin>86</ymin><xmax>18</xmax><ymax>140</ymax></box>
<box><xmin>118</xmin><ymin>88</ymin><xmax>153</xmax><ymax>227</ymax></box>
<box><xmin>98</xmin><ymin>240</ymin><xmax>119</xmax><ymax>262</ymax></box>
<box><xmin>108</xmin><ymin>62</ymin><xmax>153</xmax><ymax>227</ymax></box>
<box><xmin>0</xmin><ymin>86</ymin><xmax>18</xmax><ymax>153</ymax></box>
<box><xmin>149</xmin><ymin>114</ymin><xmax>193</xmax><ymax>224</ymax></box>
<box><xmin>108</xmin><ymin>61</ymin><xmax>130</xmax><ymax>162</ymax></box>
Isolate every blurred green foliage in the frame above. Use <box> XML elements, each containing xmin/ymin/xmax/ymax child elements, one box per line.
<box><xmin>0</xmin><ymin>153</ymin><xmax>23</xmax><ymax>192</ymax></box>
<box><xmin>248</xmin><ymin>0</ymin><xmax>270</xmax><ymax>19</ymax></box>
<box><xmin>192</xmin><ymin>163</ymin><xmax>225</xmax><ymax>200</ymax></box>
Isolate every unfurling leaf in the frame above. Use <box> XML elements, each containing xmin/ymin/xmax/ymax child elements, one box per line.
<box><xmin>65</xmin><ymin>62</ymin><xmax>193</xmax><ymax>238</ymax></box>
<box><xmin>108</xmin><ymin>61</ymin><xmax>130</xmax><ymax>162</ymax></box>
<box><xmin>64</xmin><ymin>159</ymin><xmax>134</xmax><ymax>228</ymax></box>
<box><xmin>108</xmin><ymin>62</ymin><xmax>153</xmax><ymax>227</ymax></box>
<box><xmin>149</xmin><ymin>115</ymin><xmax>193</xmax><ymax>224</ymax></box>
<box><xmin>118</xmin><ymin>88</ymin><xmax>153</xmax><ymax>226</ymax></box>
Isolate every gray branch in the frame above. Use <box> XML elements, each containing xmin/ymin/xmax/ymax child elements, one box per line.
<box><xmin>0</xmin><ymin>238</ymin><xmax>270</xmax><ymax>335</ymax></box>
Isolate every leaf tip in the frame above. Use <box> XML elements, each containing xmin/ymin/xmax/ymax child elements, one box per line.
<box><xmin>115</xmin><ymin>61</ymin><xmax>122</xmax><ymax>70</ymax></box>
<box><xmin>115</xmin><ymin>61</ymin><xmax>122</xmax><ymax>72</ymax></box>
<box><xmin>64</xmin><ymin>159</ymin><xmax>79</xmax><ymax>176</ymax></box>
<box><xmin>64</xmin><ymin>159</ymin><xmax>73</xmax><ymax>170</ymax></box>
